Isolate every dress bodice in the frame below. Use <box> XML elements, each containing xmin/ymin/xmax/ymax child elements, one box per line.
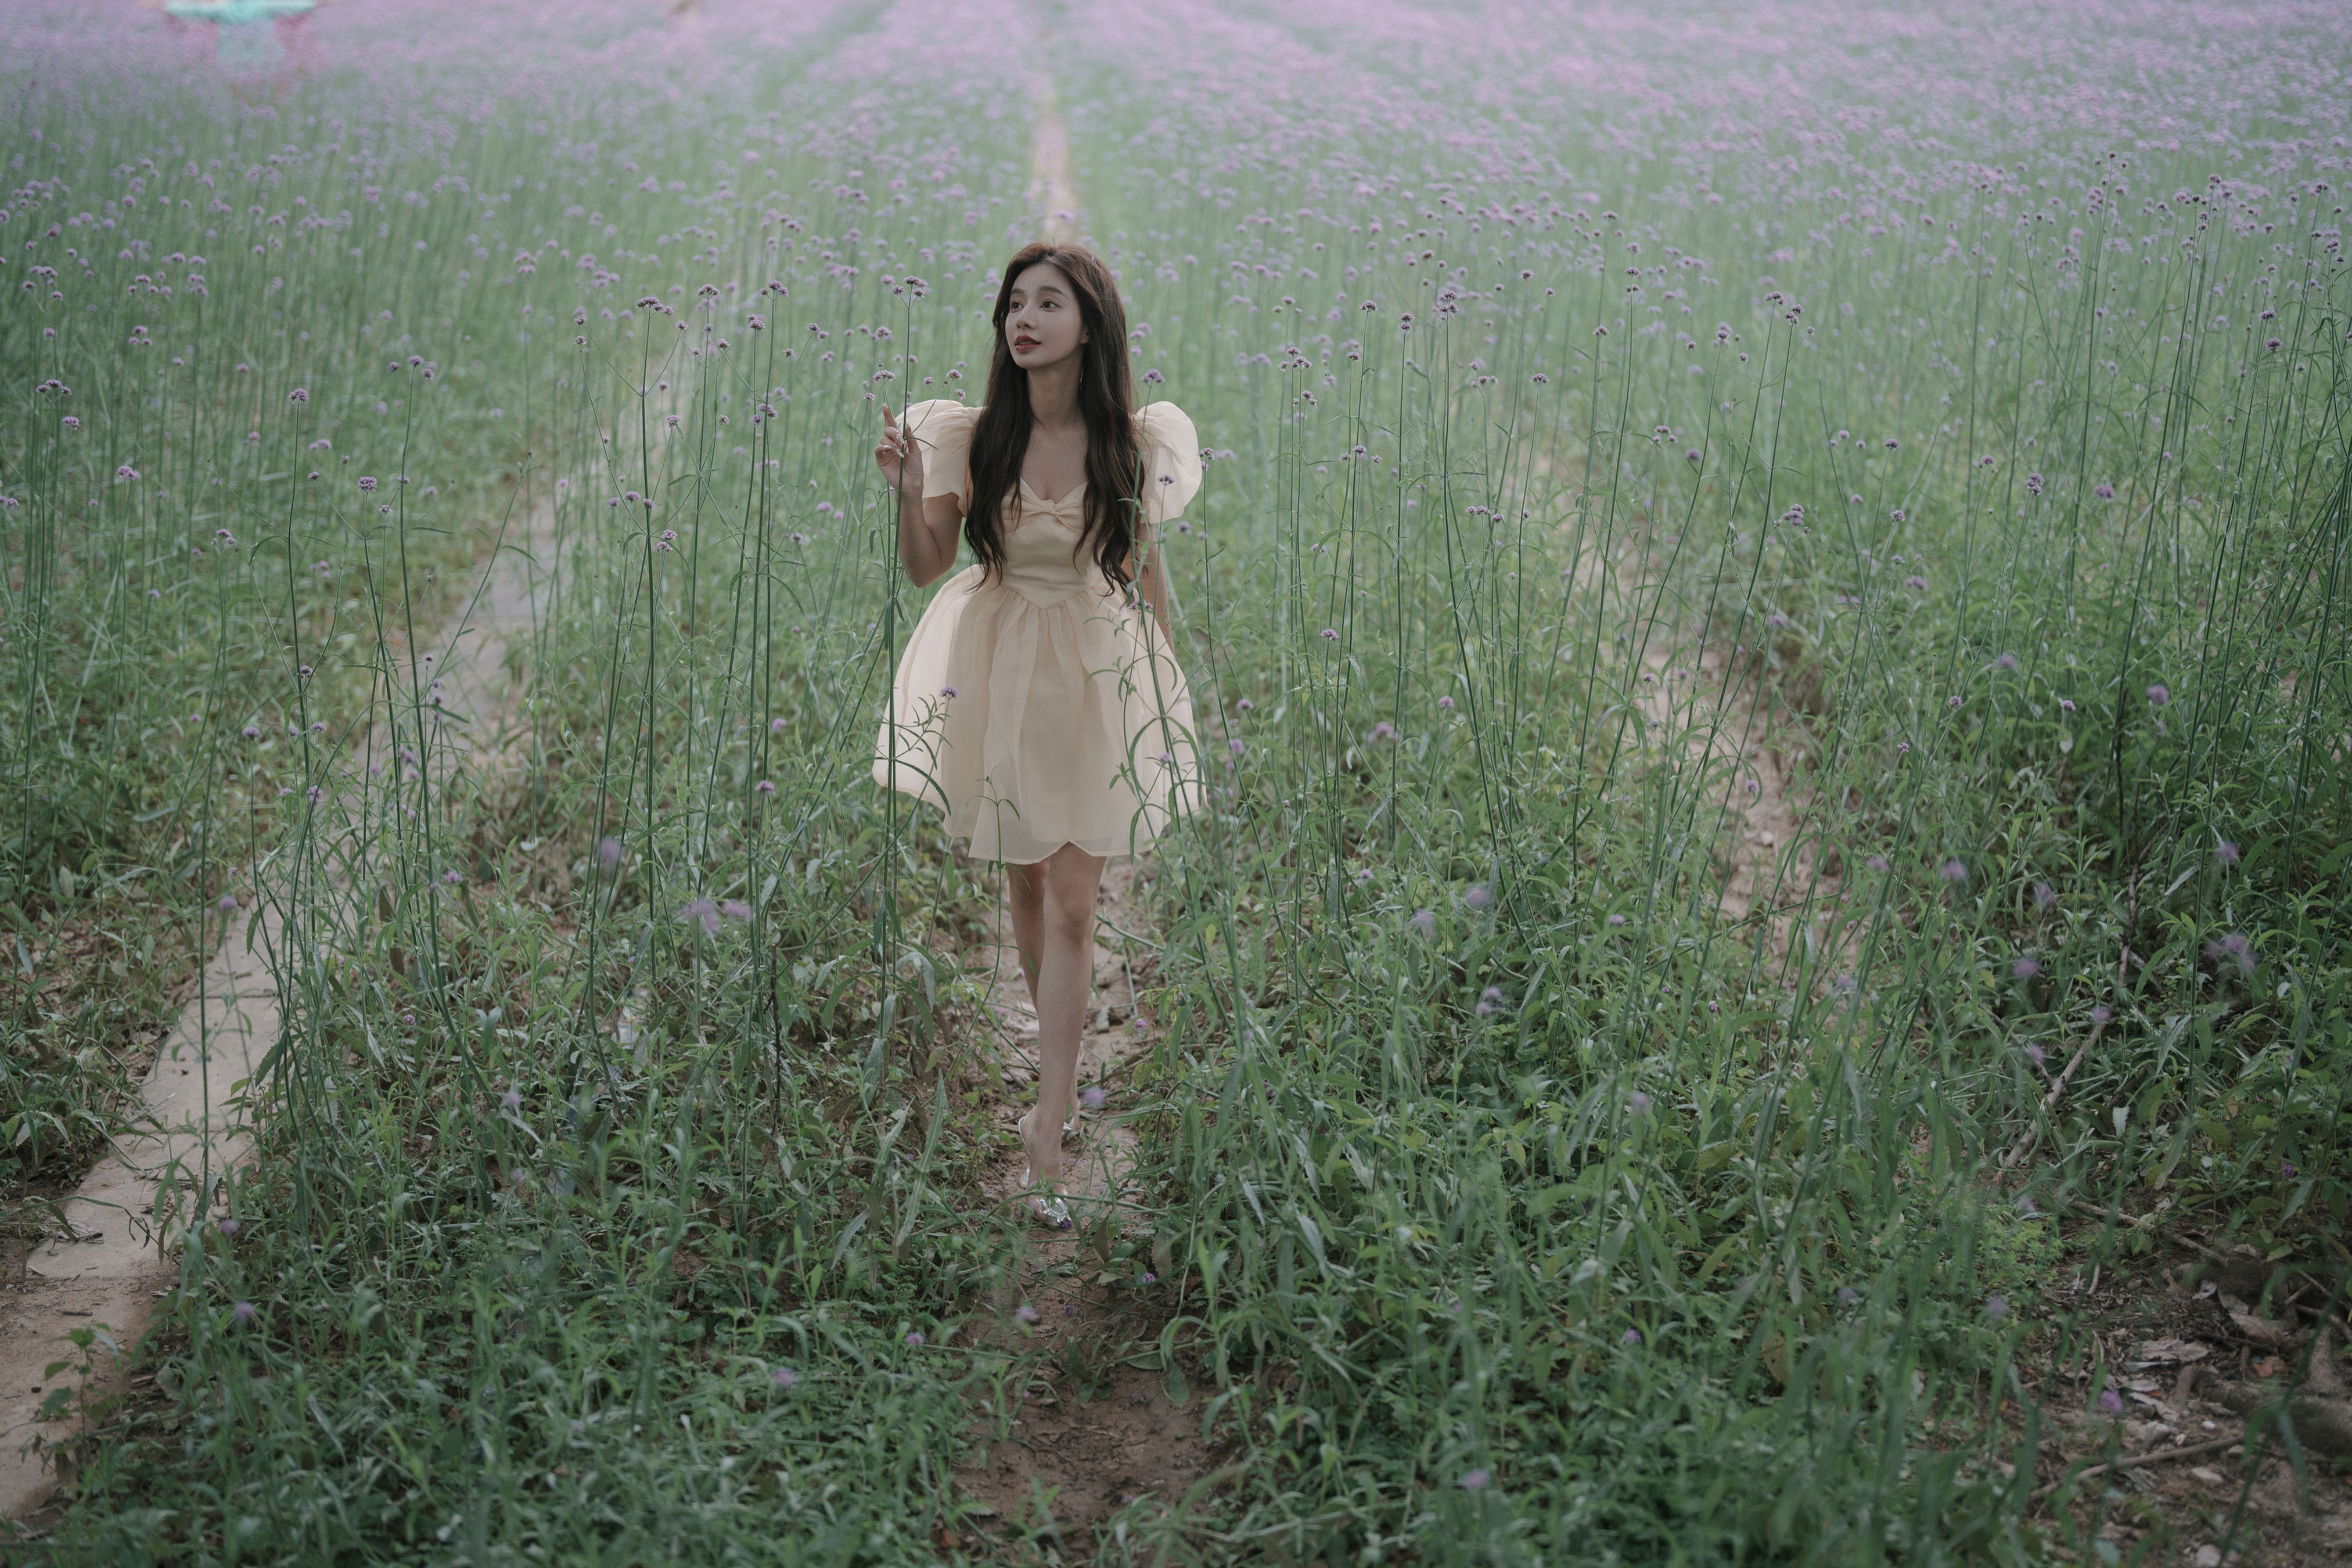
<box><xmin>897</xmin><ymin>397</ymin><xmax>1204</xmax><ymax>612</ymax></box>
<box><xmin>994</xmin><ymin>480</ymin><xmax>1111</xmax><ymax>609</ymax></box>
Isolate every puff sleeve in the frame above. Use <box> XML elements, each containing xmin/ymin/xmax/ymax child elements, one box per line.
<box><xmin>1135</xmin><ymin>400</ymin><xmax>1203</xmax><ymax>530</ymax></box>
<box><xmin>901</xmin><ymin>398</ymin><xmax>980</xmax><ymax>512</ymax></box>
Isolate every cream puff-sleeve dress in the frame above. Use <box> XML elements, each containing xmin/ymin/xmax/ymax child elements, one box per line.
<box><xmin>871</xmin><ymin>398</ymin><xmax>1205</xmax><ymax>865</ymax></box>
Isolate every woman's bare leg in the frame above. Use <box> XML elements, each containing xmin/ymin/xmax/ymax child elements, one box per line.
<box><xmin>1005</xmin><ymin>860</ymin><xmax>1046</xmax><ymax>1017</ymax></box>
<box><xmin>1004</xmin><ymin>843</ymin><xmax>1104</xmax><ymax>1188</ymax></box>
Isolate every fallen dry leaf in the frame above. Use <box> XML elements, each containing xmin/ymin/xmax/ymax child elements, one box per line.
<box><xmin>2228</xmin><ymin>1311</ymin><xmax>2288</xmax><ymax>1349</ymax></box>
<box><xmin>2132</xmin><ymin>1337</ymin><xmax>2211</xmax><ymax>1366</ymax></box>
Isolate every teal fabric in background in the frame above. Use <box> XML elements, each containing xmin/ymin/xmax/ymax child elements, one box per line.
<box><xmin>164</xmin><ymin>0</ymin><xmax>317</xmax><ymax>73</ymax></box>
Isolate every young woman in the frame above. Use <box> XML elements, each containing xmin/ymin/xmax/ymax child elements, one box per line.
<box><xmin>872</xmin><ymin>243</ymin><xmax>1202</xmax><ymax>1228</ymax></box>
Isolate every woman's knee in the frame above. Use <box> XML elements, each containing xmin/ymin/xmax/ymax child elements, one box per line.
<box><xmin>1042</xmin><ymin>889</ymin><xmax>1094</xmax><ymax>947</ymax></box>
<box><xmin>1042</xmin><ymin>862</ymin><xmax>1102</xmax><ymax>944</ymax></box>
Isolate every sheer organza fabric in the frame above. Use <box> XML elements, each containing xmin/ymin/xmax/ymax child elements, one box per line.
<box><xmin>871</xmin><ymin>398</ymin><xmax>1204</xmax><ymax>865</ymax></box>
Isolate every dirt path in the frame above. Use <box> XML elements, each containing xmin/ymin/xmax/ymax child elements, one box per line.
<box><xmin>1589</xmin><ymin>520</ymin><xmax>1841</xmax><ymax>976</ymax></box>
<box><xmin>948</xmin><ymin>857</ymin><xmax>1213</xmax><ymax>1541</ymax></box>
<box><xmin>1026</xmin><ymin>71</ymin><xmax>1082</xmax><ymax>245</ymax></box>
<box><xmin>1</xmin><ymin>504</ymin><xmax>555</xmax><ymax>1526</ymax></box>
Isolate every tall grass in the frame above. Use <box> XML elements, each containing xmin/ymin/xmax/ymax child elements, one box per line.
<box><xmin>9</xmin><ymin>1</ymin><xmax>2348</xmax><ymax>1563</ymax></box>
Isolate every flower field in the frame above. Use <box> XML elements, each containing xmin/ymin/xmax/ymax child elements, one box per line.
<box><xmin>3</xmin><ymin>1</ymin><xmax>2349</xmax><ymax>1561</ymax></box>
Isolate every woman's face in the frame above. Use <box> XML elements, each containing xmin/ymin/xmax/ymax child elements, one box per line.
<box><xmin>1004</xmin><ymin>261</ymin><xmax>1088</xmax><ymax>373</ymax></box>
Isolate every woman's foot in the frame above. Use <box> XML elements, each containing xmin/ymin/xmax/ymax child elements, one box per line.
<box><xmin>1016</xmin><ymin>1108</ymin><xmax>1072</xmax><ymax>1229</ymax></box>
<box><xmin>1017</xmin><ymin>1165</ymin><xmax>1071</xmax><ymax>1229</ymax></box>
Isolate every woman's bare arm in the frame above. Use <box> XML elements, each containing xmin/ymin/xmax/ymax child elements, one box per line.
<box><xmin>897</xmin><ymin>490</ymin><xmax>963</xmax><ymax>588</ymax></box>
<box><xmin>875</xmin><ymin>402</ymin><xmax>962</xmax><ymax>587</ymax></box>
<box><xmin>1132</xmin><ymin>524</ymin><xmax>1179</xmax><ymax>652</ymax></box>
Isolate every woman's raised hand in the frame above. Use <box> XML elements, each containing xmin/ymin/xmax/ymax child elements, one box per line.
<box><xmin>873</xmin><ymin>402</ymin><xmax>926</xmax><ymax>501</ymax></box>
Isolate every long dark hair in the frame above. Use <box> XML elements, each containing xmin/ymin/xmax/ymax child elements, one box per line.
<box><xmin>965</xmin><ymin>243</ymin><xmax>1143</xmax><ymax>593</ymax></box>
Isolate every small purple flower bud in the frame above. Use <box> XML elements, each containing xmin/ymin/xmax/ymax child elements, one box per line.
<box><xmin>772</xmin><ymin>1366</ymin><xmax>797</xmax><ymax>1390</ymax></box>
<box><xmin>2098</xmin><ymin>1389</ymin><xmax>2124</xmax><ymax>1415</ymax></box>
<box><xmin>219</xmin><ymin>893</ymin><xmax>238</xmax><ymax>912</ymax></box>
<box><xmin>1078</xmin><ymin>1085</ymin><xmax>1107</xmax><ymax>1110</ymax></box>
<box><xmin>1459</xmin><ymin>1469</ymin><xmax>1490</xmax><ymax>1492</ymax></box>
<box><xmin>598</xmin><ymin>837</ymin><xmax>623</xmax><ymax>869</ymax></box>
<box><xmin>1627</xmin><ymin>1092</ymin><xmax>1652</xmax><ymax>1114</ymax></box>
<box><xmin>2090</xmin><ymin>1005</ymin><xmax>2113</xmax><ymax>1025</ymax></box>
<box><xmin>1621</xmin><ymin>1328</ymin><xmax>1642</xmax><ymax>1346</ymax></box>
<box><xmin>2145</xmin><ymin>684</ymin><xmax>2168</xmax><ymax>706</ymax></box>
<box><xmin>232</xmin><ymin>1300</ymin><xmax>257</xmax><ymax>1323</ymax></box>
<box><xmin>1940</xmin><ymin>859</ymin><xmax>1968</xmax><ymax>883</ymax></box>
<box><xmin>501</xmin><ymin>1089</ymin><xmax>522</xmax><ymax>1110</ymax></box>
<box><xmin>1013</xmin><ymin>1303</ymin><xmax>1039</xmax><ymax>1325</ymax></box>
<box><xmin>905</xmin><ymin>1330</ymin><xmax>925</xmax><ymax>1347</ymax></box>
<box><xmin>2013</xmin><ymin>957</ymin><xmax>2041</xmax><ymax>980</ymax></box>
<box><xmin>1983</xmin><ymin>1294</ymin><xmax>2009</xmax><ymax>1321</ymax></box>
<box><xmin>217</xmin><ymin>1218</ymin><xmax>240</xmax><ymax>1237</ymax></box>
<box><xmin>2216</xmin><ymin>841</ymin><xmax>2239</xmax><ymax>867</ymax></box>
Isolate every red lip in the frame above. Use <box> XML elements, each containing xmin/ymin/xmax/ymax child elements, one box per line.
<box><xmin>1013</xmin><ymin>337</ymin><xmax>1038</xmax><ymax>348</ymax></box>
